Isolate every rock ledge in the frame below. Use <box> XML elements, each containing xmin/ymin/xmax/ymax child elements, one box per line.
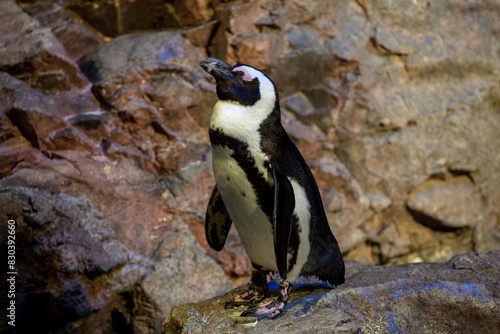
<box><xmin>162</xmin><ymin>251</ymin><xmax>500</xmax><ymax>333</ymax></box>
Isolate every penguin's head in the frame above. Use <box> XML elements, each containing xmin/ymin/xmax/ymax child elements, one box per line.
<box><xmin>200</xmin><ymin>58</ymin><xmax>277</xmax><ymax>108</ymax></box>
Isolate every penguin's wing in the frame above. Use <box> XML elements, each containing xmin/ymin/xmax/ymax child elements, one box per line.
<box><xmin>205</xmin><ymin>185</ymin><xmax>233</xmax><ymax>251</ymax></box>
<box><xmin>271</xmin><ymin>156</ymin><xmax>296</xmax><ymax>279</ymax></box>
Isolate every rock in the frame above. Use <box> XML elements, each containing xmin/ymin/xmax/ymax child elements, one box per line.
<box><xmin>280</xmin><ymin>110</ymin><xmax>327</xmax><ymax>161</ymax></box>
<box><xmin>0</xmin><ymin>0</ymin><xmax>90</xmax><ymax>92</ymax></box>
<box><xmin>164</xmin><ymin>0</ymin><xmax>215</xmax><ymax>28</ymax></box>
<box><xmin>473</xmin><ymin>213</ymin><xmax>500</xmax><ymax>254</ymax></box>
<box><xmin>366</xmin><ymin>189</ymin><xmax>392</xmax><ymax>213</ymax></box>
<box><xmin>45</xmin><ymin>125</ymin><xmax>96</xmax><ymax>152</ymax></box>
<box><xmin>81</xmin><ymin>30</ymin><xmax>213</xmax><ymax>173</ymax></box>
<box><xmin>142</xmin><ymin>216</ymin><xmax>232</xmax><ymax>317</ymax></box>
<box><xmin>82</xmin><ymin>31</ymin><xmax>202</xmax><ymax>84</ymax></box>
<box><xmin>0</xmin><ymin>71</ymin><xmax>104</xmax><ymax>160</ymax></box>
<box><xmin>337</xmin><ymin>87</ymin><xmax>500</xmax><ymax>261</ymax></box>
<box><xmin>0</xmin><ymin>161</ymin><xmax>232</xmax><ymax>333</ymax></box>
<box><xmin>182</xmin><ymin>20</ymin><xmax>219</xmax><ymax>49</ymax></box>
<box><xmin>309</xmin><ymin>155</ymin><xmax>373</xmax><ymax>256</ymax></box>
<box><xmin>23</xmin><ymin>1</ymin><xmax>105</xmax><ymax>62</ymax></box>
<box><xmin>161</xmin><ymin>251</ymin><xmax>500</xmax><ymax>334</ymax></box>
<box><xmin>337</xmin><ymin>0</ymin><xmax>499</xmax><ymax>136</ymax></box>
<box><xmin>1</xmin><ymin>2</ymin><xmax>230</xmax><ymax>333</ymax></box>
<box><xmin>67</xmin><ymin>0</ymin><xmax>215</xmax><ymax>37</ymax></box>
<box><xmin>321</xmin><ymin>187</ymin><xmax>346</xmax><ymax>213</ymax></box>
<box><xmin>0</xmin><ymin>185</ymin><xmax>128</xmax><ymax>332</ymax></box>
<box><xmin>0</xmin><ymin>148</ymin><xmax>44</xmax><ymax>178</ymax></box>
<box><xmin>283</xmin><ymin>92</ymin><xmax>315</xmax><ymax>117</ymax></box>
<box><xmin>369</xmin><ymin>223</ymin><xmax>411</xmax><ymax>261</ymax></box>
<box><xmin>338</xmin><ymin>100</ymin><xmax>500</xmax><ymax>199</ymax></box>
<box><xmin>0</xmin><ymin>72</ymin><xmax>71</xmax><ymax>150</ymax></box>
<box><xmin>160</xmin><ymin>161</ymin><xmax>214</xmax><ymax>214</ymax></box>
<box><xmin>407</xmin><ymin>177</ymin><xmax>488</xmax><ymax>230</ymax></box>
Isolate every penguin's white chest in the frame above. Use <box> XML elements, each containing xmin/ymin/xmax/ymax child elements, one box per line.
<box><xmin>211</xmin><ymin>145</ymin><xmax>278</xmax><ymax>271</ymax></box>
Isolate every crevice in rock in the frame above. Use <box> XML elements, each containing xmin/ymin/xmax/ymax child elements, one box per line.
<box><xmin>90</xmin><ymin>85</ymin><xmax>114</xmax><ymax>110</ymax></box>
<box><xmin>407</xmin><ymin>205</ymin><xmax>461</xmax><ymax>232</ymax></box>
<box><xmin>6</xmin><ymin>107</ymin><xmax>41</xmax><ymax>149</ymax></box>
<box><xmin>354</xmin><ymin>0</ymin><xmax>372</xmax><ymax>23</ymax></box>
<box><xmin>448</xmin><ymin>169</ymin><xmax>475</xmax><ymax>184</ymax></box>
<box><xmin>79</xmin><ymin>60</ymin><xmax>102</xmax><ymax>84</ymax></box>
<box><xmin>366</xmin><ymin>37</ymin><xmax>408</xmax><ymax>58</ymax></box>
<box><xmin>428</xmin><ymin>171</ymin><xmax>447</xmax><ymax>181</ymax></box>
<box><xmin>151</xmin><ymin>119</ymin><xmax>177</xmax><ymax>141</ymax></box>
<box><xmin>204</xmin><ymin>19</ymin><xmax>222</xmax><ymax>57</ymax></box>
<box><xmin>111</xmin><ymin>307</ymin><xmax>134</xmax><ymax>334</ymax></box>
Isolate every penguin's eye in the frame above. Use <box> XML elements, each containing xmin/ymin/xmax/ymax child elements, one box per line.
<box><xmin>232</xmin><ymin>67</ymin><xmax>253</xmax><ymax>82</ymax></box>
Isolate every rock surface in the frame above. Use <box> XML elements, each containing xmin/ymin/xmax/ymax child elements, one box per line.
<box><xmin>66</xmin><ymin>0</ymin><xmax>215</xmax><ymax>37</ymax></box>
<box><xmin>407</xmin><ymin>177</ymin><xmax>489</xmax><ymax>230</ymax></box>
<box><xmin>0</xmin><ymin>0</ymin><xmax>90</xmax><ymax>91</ymax></box>
<box><xmin>162</xmin><ymin>251</ymin><xmax>500</xmax><ymax>334</ymax></box>
<box><xmin>23</xmin><ymin>2</ymin><xmax>105</xmax><ymax>62</ymax></box>
<box><xmin>0</xmin><ymin>1</ymin><xmax>230</xmax><ymax>332</ymax></box>
<box><xmin>1</xmin><ymin>0</ymin><xmax>500</xmax><ymax>332</ymax></box>
<box><xmin>0</xmin><ymin>177</ymin><xmax>231</xmax><ymax>333</ymax></box>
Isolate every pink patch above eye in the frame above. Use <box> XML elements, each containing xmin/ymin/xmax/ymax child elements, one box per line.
<box><xmin>233</xmin><ymin>67</ymin><xmax>253</xmax><ymax>81</ymax></box>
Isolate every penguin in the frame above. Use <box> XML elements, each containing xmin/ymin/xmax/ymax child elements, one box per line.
<box><xmin>200</xmin><ymin>58</ymin><xmax>345</xmax><ymax>319</ymax></box>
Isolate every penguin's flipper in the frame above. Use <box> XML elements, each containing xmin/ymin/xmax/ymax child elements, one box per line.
<box><xmin>271</xmin><ymin>156</ymin><xmax>295</xmax><ymax>279</ymax></box>
<box><xmin>205</xmin><ymin>185</ymin><xmax>232</xmax><ymax>251</ymax></box>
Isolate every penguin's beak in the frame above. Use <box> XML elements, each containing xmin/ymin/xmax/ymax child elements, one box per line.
<box><xmin>200</xmin><ymin>58</ymin><xmax>234</xmax><ymax>81</ymax></box>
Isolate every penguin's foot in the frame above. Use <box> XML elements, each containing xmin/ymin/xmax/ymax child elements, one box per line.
<box><xmin>240</xmin><ymin>279</ymin><xmax>292</xmax><ymax>320</ymax></box>
<box><xmin>224</xmin><ymin>285</ymin><xmax>269</xmax><ymax>309</ymax></box>
<box><xmin>224</xmin><ymin>270</ymin><xmax>269</xmax><ymax>309</ymax></box>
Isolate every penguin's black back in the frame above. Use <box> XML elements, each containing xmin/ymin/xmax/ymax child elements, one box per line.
<box><xmin>259</xmin><ymin>109</ymin><xmax>345</xmax><ymax>286</ymax></box>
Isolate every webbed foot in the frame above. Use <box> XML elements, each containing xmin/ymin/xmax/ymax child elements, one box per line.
<box><xmin>224</xmin><ymin>269</ymin><xmax>269</xmax><ymax>309</ymax></box>
<box><xmin>240</xmin><ymin>279</ymin><xmax>292</xmax><ymax>319</ymax></box>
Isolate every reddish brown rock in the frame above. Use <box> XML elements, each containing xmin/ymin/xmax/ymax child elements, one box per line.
<box><xmin>1</xmin><ymin>72</ymin><xmax>69</xmax><ymax>150</ymax></box>
<box><xmin>79</xmin><ymin>30</ymin><xmax>216</xmax><ymax>177</ymax></box>
<box><xmin>0</xmin><ymin>0</ymin><xmax>89</xmax><ymax>92</ymax></box>
<box><xmin>182</xmin><ymin>20</ymin><xmax>219</xmax><ymax>49</ymax></box>
<box><xmin>66</xmin><ymin>0</ymin><xmax>215</xmax><ymax>37</ymax></box>
<box><xmin>23</xmin><ymin>1</ymin><xmax>105</xmax><ymax>62</ymax></box>
<box><xmin>0</xmin><ymin>154</ymin><xmax>232</xmax><ymax>333</ymax></box>
<box><xmin>0</xmin><ymin>148</ymin><xmax>44</xmax><ymax>178</ymax></box>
